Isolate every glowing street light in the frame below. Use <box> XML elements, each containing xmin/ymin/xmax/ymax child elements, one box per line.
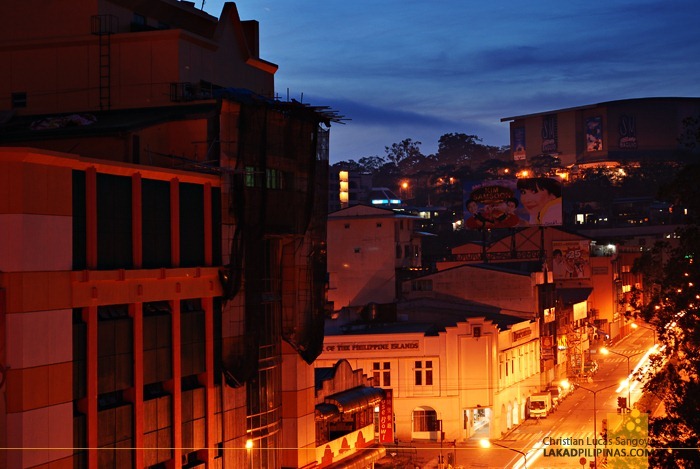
<box><xmin>245</xmin><ymin>439</ymin><xmax>254</xmax><ymax>469</ymax></box>
<box><xmin>480</xmin><ymin>438</ymin><xmax>527</xmax><ymax>468</ymax></box>
<box><xmin>600</xmin><ymin>347</ymin><xmax>646</xmax><ymax>409</ymax></box>
<box><xmin>631</xmin><ymin>322</ymin><xmax>657</xmax><ymax>345</ymax></box>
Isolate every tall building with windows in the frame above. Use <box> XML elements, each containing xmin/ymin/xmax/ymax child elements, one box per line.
<box><xmin>0</xmin><ymin>2</ymin><xmax>338</xmax><ymax>468</ymax></box>
<box><xmin>501</xmin><ymin>97</ymin><xmax>700</xmax><ymax>167</ymax></box>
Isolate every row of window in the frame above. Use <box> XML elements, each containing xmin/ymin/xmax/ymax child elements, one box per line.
<box><xmin>373</xmin><ymin>361</ymin><xmax>433</xmax><ymax>387</ymax></box>
<box><xmin>72</xmin><ymin>171</ymin><xmax>221</xmax><ymax>270</ymax></box>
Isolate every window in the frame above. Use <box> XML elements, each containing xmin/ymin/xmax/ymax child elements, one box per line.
<box><xmin>373</xmin><ymin>361</ymin><xmax>391</xmax><ymax>387</ymax></box>
<box><xmin>415</xmin><ymin>360</ymin><xmax>433</xmax><ymax>386</ymax></box>
<box><xmin>344</xmin><ymin>223</ymin><xmax>350</xmax><ymax>229</ymax></box>
<box><xmin>11</xmin><ymin>92</ymin><xmax>26</xmax><ymax>108</ymax></box>
<box><xmin>245</xmin><ymin>166</ymin><xmax>257</xmax><ymax>187</ymax></box>
<box><xmin>376</xmin><ymin>222</ymin><xmax>382</xmax><ymax>228</ymax></box>
<box><xmin>266</xmin><ymin>168</ymin><xmax>286</xmax><ymax>189</ymax></box>
<box><xmin>179</xmin><ymin>183</ymin><xmax>205</xmax><ymax>267</ymax></box>
<box><xmin>97</xmin><ymin>174</ymin><xmax>132</xmax><ymax>269</ymax></box>
<box><xmin>473</xmin><ymin>326</ymin><xmax>481</xmax><ymax>338</ymax></box>
<box><xmin>411</xmin><ymin>279</ymin><xmax>433</xmax><ymax>292</ymax></box>
<box><xmin>396</xmin><ymin>245</ymin><xmax>402</xmax><ymax>259</ymax></box>
<box><xmin>413</xmin><ymin>408</ymin><xmax>438</xmax><ymax>432</ymax></box>
<box><xmin>142</xmin><ymin>179</ymin><xmax>171</xmax><ymax>268</ymax></box>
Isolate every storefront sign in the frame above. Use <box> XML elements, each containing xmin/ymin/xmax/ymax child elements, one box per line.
<box><xmin>379</xmin><ymin>389</ymin><xmax>394</xmax><ymax>444</ymax></box>
<box><xmin>323</xmin><ymin>341</ymin><xmax>419</xmax><ymax>353</ymax></box>
<box><xmin>512</xmin><ymin>327</ymin><xmax>532</xmax><ymax>341</ymax></box>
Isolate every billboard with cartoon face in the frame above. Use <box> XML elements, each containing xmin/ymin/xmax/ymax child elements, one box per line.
<box><xmin>463</xmin><ymin>178</ymin><xmax>563</xmax><ymax>229</ymax></box>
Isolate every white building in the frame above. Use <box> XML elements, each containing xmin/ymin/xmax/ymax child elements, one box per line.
<box><xmin>315</xmin><ymin>299</ymin><xmax>544</xmax><ymax>442</ymax></box>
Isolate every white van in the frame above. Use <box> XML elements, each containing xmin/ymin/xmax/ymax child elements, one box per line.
<box><xmin>529</xmin><ymin>392</ymin><xmax>552</xmax><ymax>418</ymax></box>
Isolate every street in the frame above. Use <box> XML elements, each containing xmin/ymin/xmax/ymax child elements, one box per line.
<box><xmin>382</xmin><ymin>324</ymin><xmax>659</xmax><ymax>469</ymax></box>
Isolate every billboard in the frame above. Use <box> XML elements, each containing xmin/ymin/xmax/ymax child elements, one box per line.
<box><xmin>586</xmin><ymin>116</ymin><xmax>603</xmax><ymax>152</ymax></box>
<box><xmin>378</xmin><ymin>389</ymin><xmax>394</xmax><ymax>444</ymax></box>
<box><xmin>463</xmin><ymin>178</ymin><xmax>563</xmax><ymax>229</ymax></box>
<box><xmin>551</xmin><ymin>240</ymin><xmax>591</xmax><ymax>279</ymax></box>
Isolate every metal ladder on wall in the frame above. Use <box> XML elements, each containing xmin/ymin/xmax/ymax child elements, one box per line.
<box><xmin>91</xmin><ymin>15</ymin><xmax>117</xmax><ymax>111</ymax></box>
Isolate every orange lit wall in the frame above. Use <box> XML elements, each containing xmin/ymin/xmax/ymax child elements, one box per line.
<box><xmin>0</xmin><ymin>147</ymin><xmax>225</xmax><ymax>468</ymax></box>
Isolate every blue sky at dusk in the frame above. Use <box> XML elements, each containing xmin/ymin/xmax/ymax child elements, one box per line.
<box><xmin>202</xmin><ymin>0</ymin><xmax>700</xmax><ymax>163</ymax></box>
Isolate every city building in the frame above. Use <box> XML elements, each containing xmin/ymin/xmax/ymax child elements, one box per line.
<box><xmin>0</xmin><ymin>2</ymin><xmax>340</xmax><ymax>468</ymax></box>
<box><xmin>501</xmin><ymin>97</ymin><xmax>700</xmax><ymax>167</ymax></box>
<box><xmin>327</xmin><ymin>205</ymin><xmax>423</xmax><ymax>311</ymax></box>
<box><xmin>315</xmin><ymin>298</ymin><xmax>542</xmax><ymax>442</ymax></box>
<box><xmin>313</xmin><ymin>360</ymin><xmax>386</xmax><ymax>468</ymax></box>
<box><xmin>328</xmin><ymin>169</ymin><xmax>374</xmax><ymax>213</ymax></box>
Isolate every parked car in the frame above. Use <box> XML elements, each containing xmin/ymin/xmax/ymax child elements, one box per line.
<box><xmin>546</xmin><ymin>385</ymin><xmax>564</xmax><ymax>408</ymax></box>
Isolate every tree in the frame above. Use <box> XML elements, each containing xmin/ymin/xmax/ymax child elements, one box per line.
<box><xmin>435</xmin><ymin>133</ymin><xmax>503</xmax><ymax>171</ymax></box>
<box><xmin>528</xmin><ymin>153</ymin><xmax>561</xmax><ymax>177</ymax></box>
<box><xmin>357</xmin><ymin>156</ymin><xmax>385</xmax><ymax>173</ymax></box>
<box><xmin>633</xmin><ymin>164</ymin><xmax>700</xmax><ymax>467</ymax></box>
<box><xmin>385</xmin><ymin>138</ymin><xmax>423</xmax><ymax>167</ymax></box>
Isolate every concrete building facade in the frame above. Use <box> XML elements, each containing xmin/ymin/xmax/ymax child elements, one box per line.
<box><xmin>327</xmin><ymin>205</ymin><xmax>422</xmax><ymax>311</ymax></box>
<box><xmin>0</xmin><ymin>2</ymin><xmax>343</xmax><ymax>468</ymax></box>
<box><xmin>315</xmin><ymin>300</ymin><xmax>542</xmax><ymax>443</ymax></box>
<box><xmin>501</xmin><ymin>97</ymin><xmax>700</xmax><ymax>167</ymax></box>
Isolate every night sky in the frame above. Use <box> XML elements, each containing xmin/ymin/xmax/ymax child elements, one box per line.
<box><xmin>203</xmin><ymin>0</ymin><xmax>700</xmax><ymax>162</ymax></box>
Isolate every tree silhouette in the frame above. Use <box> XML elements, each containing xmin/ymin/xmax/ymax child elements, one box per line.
<box><xmin>633</xmin><ymin>163</ymin><xmax>700</xmax><ymax>467</ymax></box>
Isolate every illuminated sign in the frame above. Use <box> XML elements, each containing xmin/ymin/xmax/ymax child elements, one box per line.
<box><xmin>379</xmin><ymin>389</ymin><xmax>394</xmax><ymax>444</ymax></box>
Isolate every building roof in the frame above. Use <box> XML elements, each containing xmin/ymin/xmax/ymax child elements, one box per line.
<box><xmin>500</xmin><ymin>96</ymin><xmax>700</xmax><ymax>122</ymax></box>
<box><xmin>325</xmin><ymin>297</ymin><xmax>527</xmax><ymax>337</ymax></box>
<box><xmin>557</xmin><ymin>287</ymin><xmax>593</xmax><ymax>305</ymax></box>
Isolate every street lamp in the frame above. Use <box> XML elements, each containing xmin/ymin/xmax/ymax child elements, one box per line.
<box><xmin>576</xmin><ymin>382</ymin><xmax>619</xmax><ymax>469</ymax></box>
<box><xmin>480</xmin><ymin>438</ymin><xmax>527</xmax><ymax>468</ymax></box>
<box><xmin>600</xmin><ymin>347</ymin><xmax>646</xmax><ymax>408</ymax></box>
<box><xmin>631</xmin><ymin>322</ymin><xmax>657</xmax><ymax>345</ymax></box>
<box><xmin>245</xmin><ymin>439</ymin><xmax>253</xmax><ymax>469</ymax></box>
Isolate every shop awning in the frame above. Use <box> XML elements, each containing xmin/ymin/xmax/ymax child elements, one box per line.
<box><xmin>325</xmin><ymin>386</ymin><xmax>386</xmax><ymax>414</ymax></box>
<box><xmin>315</xmin><ymin>403</ymin><xmax>340</xmax><ymax>421</ymax></box>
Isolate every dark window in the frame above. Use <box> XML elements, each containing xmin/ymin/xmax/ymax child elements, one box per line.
<box><xmin>97</xmin><ymin>305</ymin><xmax>133</xmax><ymax>394</ymax></box>
<box><xmin>179</xmin><ymin>183</ymin><xmax>204</xmax><ymax>267</ymax></box>
<box><xmin>413</xmin><ymin>409</ymin><xmax>438</xmax><ymax>432</ymax></box>
<box><xmin>373</xmin><ymin>362</ymin><xmax>380</xmax><ymax>386</ymax></box>
<box><xmin>211</xmin><ymin>187</ymin><xmax>222</xmax><ymax>265</ymax></box>
<box><xmin>142</xmin><ymin>179</ymin><xmax>171</xmax><ymax>268</ymax></box>
<box><xmin>383</xmin><ymin>362</ymin><xmax>391</xmax><ymax>387</ymax></box>
<box><xmin>180</xmin><ymin>299</ymin><xmax>205</xmax><ymax>376</ymax></box>
<box><xmin>73</xmin><ymin>171</ymin><xmax>87</xmax><ymax>270</ymax></box>
<box><xmin>11</xmin><ymin>92</ymin><xmax>26</xmax><ymax>108</ymax></box>
<box><xmin>415</xmin><ymin>361</ymin><xmax>433</xmax><ymax>386</ymax></box>
<box><xmin>143</xmin><ymin>302</ymin><xmax>172</xmax><ymax>384</ymax></box>
<box><xmin>97</xmin><ymin>174</ymin><xmax>132</xmax><ymax>269</ymax></box>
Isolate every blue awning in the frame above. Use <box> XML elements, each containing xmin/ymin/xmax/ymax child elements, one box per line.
<box><xmin>325</xmin><ymin>386</ymin><xmax>385</xmax><ymax>413</ymax></box>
